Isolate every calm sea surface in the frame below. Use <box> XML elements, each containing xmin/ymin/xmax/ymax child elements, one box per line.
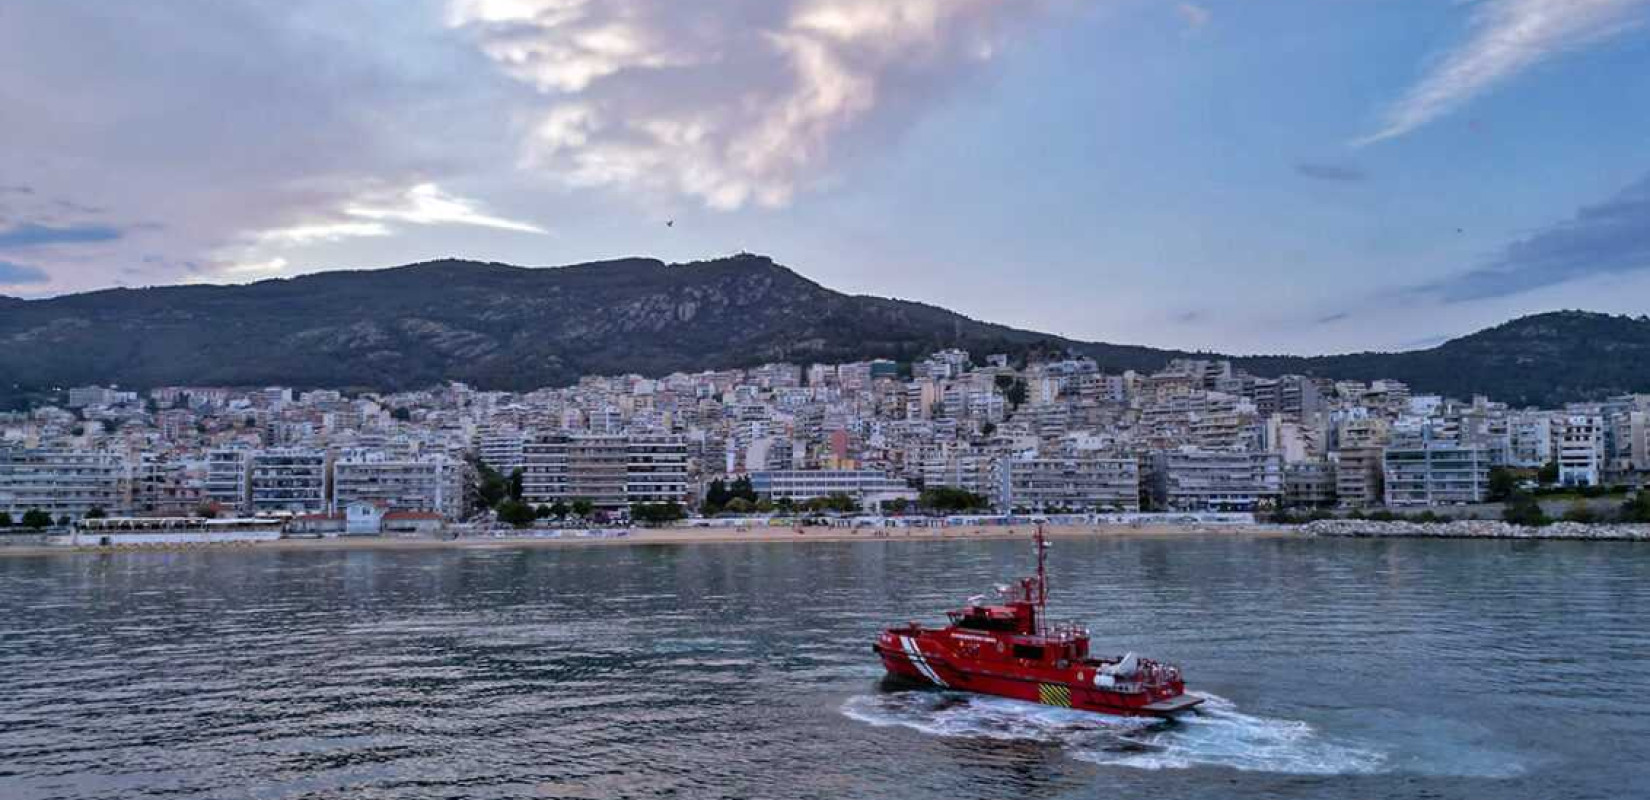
<box><xmin>2</xmin><ymin>535</ymin><xmax>1646</xmax><ymax>800</ymax></box>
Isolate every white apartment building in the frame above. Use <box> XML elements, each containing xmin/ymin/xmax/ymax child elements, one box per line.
<box><xmin>748</xmin><ymin>469</ymin><xmax>914</xmax><ymax>509</ymax></box>
<box><xmin>1507</xmin><ymin>412</ymin><xmax>1554</xmax><ymax>468</ymax></box>
<box><xmin>1610</xmin><ymin>410</ymin><xmax>1649</xmax><ymax>482</ymax></box>
<box><xmin>0</xmin><ymin>448</ymin><xmax>128</xmax><ymax>520</ymax></box>
<box><xmin>626</xmin><ymin>435</ymin><xmax>691</xmax><ymax>505</ymax></box>
<box><xmin>924</xmin><ymin>451</ymin><xmax>997</xmax><ymax>499</ymax></box>
<box><xmin>248</xmin><ymin>449</ymin><xmax>329</xmax><ymax>514</ymax></box>
<box><xmin>1147</xmin><ymin>449</ymin><xmax>1283</xmax><ymax>512</ymax></box>
<box><xmin>1383</xmin><ymin>442</ymin><xmax>1490</xmax><ymax>506</ymax></box>
<box><xmin>521</xmin><ymin>434</ymin><xmax>689</xmax><ymax>509</ymax></box>
<box><xmin>204</xmin><ymin>448</ymin><xmax>251</xmax><ymax>513</ymax></box>
<box><xmin>992</xmin><ymin>455</ymin><xmax>1140</xmax><ymax>513</ymax></box>
<box><xmin>1554</xmin><ymin>414</ymin><xmax>1604</xmax><ymax>487</ymax></box>
<box><xmin>331</xmin><ymin>451</ymin><xmax>465</xmax><ymax>519</ymax></box>
<box><xmin>478</xmin><ymin>427</ymin><xmax>525</xmax><ymax>475</ymax></box>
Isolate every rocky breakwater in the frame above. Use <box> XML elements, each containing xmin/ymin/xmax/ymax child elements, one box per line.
<box><xmin>1302</xmin><ymin>519</ymin><xmax>1650</xmax><ymax>541</ymax></box>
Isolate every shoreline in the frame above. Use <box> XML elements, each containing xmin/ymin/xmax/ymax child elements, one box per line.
<box><xmin>0</xmin><ymin>523</ymin><xmax>1295</xmax><ymax>558</ymax></box>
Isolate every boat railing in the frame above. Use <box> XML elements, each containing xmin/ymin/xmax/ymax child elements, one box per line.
<box><xmin>1046</xmin><ymin>621</ymin><xmax>1089</xmax><ymax>640</ymax></box>
<box><xmin>1097</xmin><ymin>659</ymin><xmax>1182</xmax><ymax>694</ymax></box>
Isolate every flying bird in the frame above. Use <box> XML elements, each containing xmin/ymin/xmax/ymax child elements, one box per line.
<box><xmin>666</xmin><ymin>220</ymin><xmax>674</xmax><ymax>228</ymax></box>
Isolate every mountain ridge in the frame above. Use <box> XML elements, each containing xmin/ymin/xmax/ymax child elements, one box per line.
<box><xmin>2</xmin><ymin>254</ymin><xmax>1646</xmax><ymax>407</ymax></box>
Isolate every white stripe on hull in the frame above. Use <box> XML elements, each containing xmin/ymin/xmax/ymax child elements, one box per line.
<box><xmin>898</xmin><ymin>635</ymin><xmax>948</xmax><ymax>687</ymax></box>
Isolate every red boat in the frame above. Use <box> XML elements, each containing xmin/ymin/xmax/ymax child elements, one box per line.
<box><xmin>873</xmin><ymin>526</ymin><xmax>1203</xmax><ymax>718</ymax></box>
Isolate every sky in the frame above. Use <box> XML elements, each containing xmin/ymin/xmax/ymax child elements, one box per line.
<box><xmin>2</xmin><ymin>0</ymin><xmax>1648</xmax><ymax>355</ymax></box>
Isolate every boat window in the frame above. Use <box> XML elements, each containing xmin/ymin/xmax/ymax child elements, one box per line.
<box><xmin>1012</xmin><ymin>644</ymin><xmax>1044</xmax><ymax>661</ymax></box>
<box><xmin>957</xmin><ymin>614</ymin><xmax>1017</xmax><ymax>633</ymax></box>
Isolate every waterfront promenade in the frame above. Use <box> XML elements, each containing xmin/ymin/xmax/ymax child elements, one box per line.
<box><xmin>0</xmin><ymin>521</ymin><xmax>1293</xmax><ymax>557</ymax></box>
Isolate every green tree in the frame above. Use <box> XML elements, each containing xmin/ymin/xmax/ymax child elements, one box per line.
<box><xmin>774</xmin><ymin>497</ymin><xmax>796</xmax><ymax>515</ymax></box>
<box><xmin>508</xmin><ymin>467</ymin><xmax>525</xmax><ymax>503</ymax></box>
<box><xmin>1561</xmin><ymin>501</ymin><xmax>1598</xmax><ymax>524</ymax></box>
<box><xmin>724</xmin><ymin>497</ymin><xmax>754</xmax><ymax>514</ymax></box>
<box><xmin>919</xmin><ymin>487</ymin><xmax>989</xmax><ymax>513</ymax></box>
<box><xmin>22</xmin><ymin>509</ymin><xmax>52</xmax><ymax>529</ymax></box>
<box><xmin>1503</xmin><ymin>494</ymin><xmax>1550</xmax><ymax>527</ymax></box>
<box><xmin>631</xmin><ymin>502</ymin><xmax>687</xmax><ymax>526</ymax></box>
<box><xmin>728</xmin><ymin>476</ymin><xmax>758</xmax><ymax>503</ymax></box>
<box><xmin>549</xmin><ymin>500</ymin><xmax>570</xmax><ymax>519</ymax></box>
<box><xmin>704</xmin><ymin>478</ymin><xmax>730</xmax><ymax>509</ymax></box>
<box><xmin>496</xmin><ymin>500</ymin><xmax>537</xmax><ymax>527</ymax></box>
<box><xmin>570</xmin><ymin>498</ymin><xmax>595</xmax><ymax>519</ymax></box>
<box><xmin>825</xmin><ymin>493</ymin><xmax>858</xmax><ymax>513</ymax></box>
<box><xmin>474</xmin><ymin>461</ymin><xmax>508</xmax><ymax>510</ymax></box>
<box><xmin>1487</xmin><ymin>467</ymin><xmax>1518</xmax><ymax>502</ymax></box>
<box><xmin>84</xmin><ymin>506</ymin><xmax>108</xmax><ymax>519</ymax></box>
<box><xmin>1620</xmin><ymin>492</ymin><xmax>1650</xmax><ymax>523</ymax></box>
<box><xmin>56</xmin><ymin>515</ymin><xmax>71</xmax><ymax>527</ymax></box>
<box><xmin>391</xmin><ymin>406</ymin><xmax>412</xmax><ymax>422</ymax></box>
<box><xmin>885</xmin><ymin>497</ymin><xmax>910</xmax><ymax>515</ymax></box>
<box><xmin>534</xmin><ymin>504</ymin><xmax>553</xmax><ymax>520</ymax></box>
<box><xmin>0</xmin><ymin>511</ymin><xmax>12</xmax><ymax>528</ymax></box>
<box><xmin>1538</xmin><ymin>460</ymin><xmax>1560</xmax><ymax>486</ymax></box>
<box><xmin>994</xmin><ymin>374</ymin><xmax>1029</xmax><ymax>408</ymax></box>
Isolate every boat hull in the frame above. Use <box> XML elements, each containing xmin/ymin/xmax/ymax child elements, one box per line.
<box><xmin>874</xmin><ymin>641</ymin><xmax>1202</xmax><ymax>718</ymax></box>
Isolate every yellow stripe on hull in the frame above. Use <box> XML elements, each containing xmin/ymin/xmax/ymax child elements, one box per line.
<box><xmin>1037</xmin><ymin>683</ymin><xmax>1072</xmax><ymax>708</ymax></box>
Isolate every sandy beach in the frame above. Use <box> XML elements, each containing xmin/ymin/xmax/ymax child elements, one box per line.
<box><xmin>0</xmin><ymin>523</ymin><xmax>1295</xmax><ymax>558</ymax></box>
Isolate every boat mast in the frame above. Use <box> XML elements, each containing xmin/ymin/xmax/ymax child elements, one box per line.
<box><xmin>1035</xmin><ymin>522</ymin><xmax>1048</xmax><ymax>632</ymax></box>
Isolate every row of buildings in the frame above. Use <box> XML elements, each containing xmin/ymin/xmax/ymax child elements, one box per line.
<box><xmin>4</xmin><ymin>351</ymin><xmax>1648</xmax><ymax>523</ymax></box>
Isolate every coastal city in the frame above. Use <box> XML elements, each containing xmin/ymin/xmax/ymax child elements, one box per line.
<box><xmin>3</xmin><ymin>349</ymin><xmax>1647</xmax><ymax>537</ymax></box>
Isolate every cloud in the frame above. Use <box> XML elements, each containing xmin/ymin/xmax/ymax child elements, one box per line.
<box><xmin>253</xmin><ymin>222</ymin><xmax>394</xmax><ymax>247</ymax></box>
<box><xmin>1416</xmin><ymin>173</ymin><xmax>1650</xmax><ymax>302</ymax></box>
<box><xmin>0</xmin><ymin>222</ymin><xmax>123</xmax><ymax>249</ymax></box>
<box><xmin>1294</xmin><ymin>162</ymin><xmax>1368</xmax><ymax>182</ymax></box>
<box><xmin>1175</xmin><ymin>3</ymin><xmax>1211</xmax><ymax>30</ymax></box>
<box><xmin>343</xmin><ymin>183</ymin><xmax>547</xmax><ymax>234</ymax></box>
<box><xmin>450</xmin><ymin>0</ymin><xmax>1043</xmax><ymax>210</ymax></box>
<box><xmin>0</xmin><ymin>1</ymin><xmax>509</xmax><ymax>291</ymax></box>
<box><xmin>0</xmin><ymin>260</ymin><xmax>51</xmax><ymax>285</ymax></box>
<box><xmin>221</xmin><ymin>182</ymin><xmax>546</xmax><ymax>277</ymax></box>
<box><xmin>1356</xmin><ymin>0</ymin><xmax>1650</xmax><ymax>146</ymax></box>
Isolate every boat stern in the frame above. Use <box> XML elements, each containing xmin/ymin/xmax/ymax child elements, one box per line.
<box><xmin>1140</xmin><ymin>693</ymin><xmax>1205</xmax><ymax>718</ymax></box>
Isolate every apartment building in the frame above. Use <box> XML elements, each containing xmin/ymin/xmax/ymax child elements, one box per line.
<box><xmin>0</xmin><ymin>448</ymin><xmax>128</xmax><ymax>520</ymax></box>
<box><xmin>1507</xmin><ymin>412</ymin><xmax>1554</xmax><ymax>468</ymax></box>
<box><xmin>204</xmin><ymin>449</ymin><xmax>251</xmax><ymax>513</ymax></box>
<box><xmin>1283</xmin><ymin>461</ymin><xmax>1337</xmax><ymax>508</ymax></box>
<box><xmin>1146</xmin><ymin>449</ymin><xmax>1283</xmax><ymax>512</ymax></box>
<box><xmin>248</xmin><ymin>449</ymin><xmax>329</xmax><ymax>514</ymax></box>
<box><xmin>626</xmin><ymin>435</ymin><xmax>691</xmax><ymax>505</ymax></box>
<box><xmin>992</xmin><ymin>455</ymin><xmax>1140</xmax><ymax>513</ymax></box>
<box><xmin>1383</xmin><ymin>443</ymin><xmax>1490</xmax><ymax>506</ymax></box>
<box><xmin>521</xmin><ymin>434</ymin><xmax>689</xmax><ymax>509</ymax></box>
<box><xmin>1554</xmin><ymin>414</ymin><xmax>1604</xmax><ymax>487</ymax></box>
<box><xmin>130</xmin><ymin>457</ymin><xmax>204</xmax><ymax>517</ymax></box>
<box><xmin>1333</xmin><ymin>447</ymin><xmax>1384</xmax><ymax>509</ymax></box>
<box><xmin>331</xmin><ymin>451</ymin><xmax>465</xmax><ymax>519</ymax></box>
<box><xmin>748</xmin><ymin>469</ymin><xmax>913</xmax><ymax>508</ymax></box>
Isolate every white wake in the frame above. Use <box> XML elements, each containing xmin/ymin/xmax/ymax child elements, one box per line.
<box><xmin>842</xmin><ymin>690</ymin><xmax>1385</xmax><ymax>776</ymax></box>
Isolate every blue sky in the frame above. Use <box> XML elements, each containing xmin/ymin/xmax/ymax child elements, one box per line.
<box><xmin>2</xmin><ymin>0</ymin><xmax>1648</xmax><ymax>354</ymax></box>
